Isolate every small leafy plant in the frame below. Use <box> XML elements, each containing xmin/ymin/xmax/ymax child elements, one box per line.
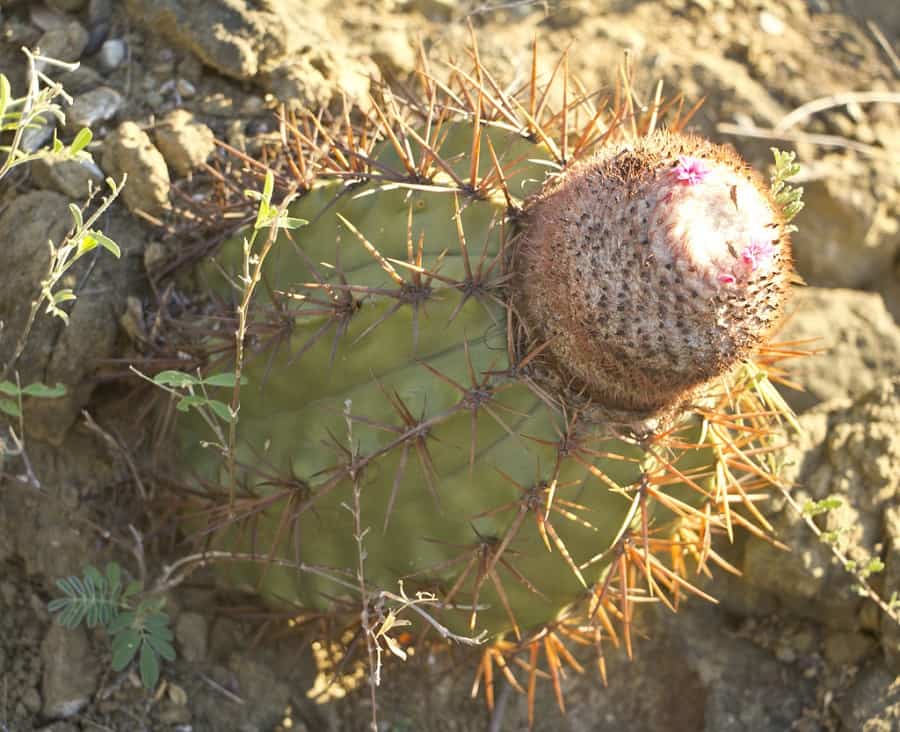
<box><xmin>770</xmin><ymin>147</ymin><xmax>805</xmax><ymax>231</ymax></box>
<box><xmin>147</xmin><ymin>370</ymin><xmax>248</xmax><ymax>424</ymax></box>
<box><xmin>0</xmin><ymin>47</ymin><xmax>124</xmax><ymax>380</ymax></box>
<box><xmin>797</xmin><ymin>496</ymin><xmax>900</xmax><ymax>623</ymax></box>
<box><xmin>0</xmin><ymin>380</ymin><xmax>65</xmax><ymax>418</ymax></box>
<box><xmin>0</xmin><ymin>48</ymin><xmax>124</xmax><ymax>486</ymax></box>
<box><xmin>48</xmin><ymin>562</ymin><xmax>176</xmax><ymax>689</ymax></box>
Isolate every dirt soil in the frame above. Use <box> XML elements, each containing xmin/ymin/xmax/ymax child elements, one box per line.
<box><xmin>1</xmin><ymin>0</ymin><xmax>899</xmax><ymax>730</ymax></box>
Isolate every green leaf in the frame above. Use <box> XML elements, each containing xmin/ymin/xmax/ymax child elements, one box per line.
<box><xmin>278</xmin><ymin>215</ymin><xmax>307</xmax><ymax>230</ymax></box>
<box><xmin>201</xmin><ymin>372</ymin><xmax>247</xmax><ymax>388</ymax></box>
<box><xmin>254</xmin><ymin>202</ymin><xmax>274</xmax><ymax>230</ymax></box>
<box><xmin>139</xmin><ymin>641</ymin><xmax>160</xmax><ymax>689</ymax></box>
<box><xmin>89</xmin><ymin>230</ymin><xmax>121</xmax><ymax>258</ymax></box>
<box><xmin>863</xmin><ymin>558</ymin><xmax>885</xmax><ymax>576</ymax></box>
<box><xmin>122</xmin><ymin>580</ymin><xmax>142</xmax><ymax>600</ymax></box>
<box><xmin>148</xmin><ymin>625</ymin><xmax>174</xmax><ymax>643</ymax></box>
<box><xmin>145</xmin><ymin>632</ymin><xmax>176</xmax><ymax>662</ymax></box>
<box><xmin>252</xmin><ymin>171</ymin><xmax>277</xmax><ymax>230</ymax></box>
<box><xmin>59</xmin><ymin>603</ymin><xmax>85</xmax><ymax>629</ymax></box>
<box><xmin>0</xmin><ymin>74</ymin><xmax>9</xmax><ymax>125</ymax></box>
<box><xmin>69</xmin><ymin>203</ymin><xmax>84</xmax><ymax>230</ymax></box>
<box><xmin>108</xmin><ymin>610</ymin><xmax>136</xmax><ymax>635</ymax></box>
<box><xmin>769</xmin><ymin>147</ymin><xmax>804</xmax><ymax>223</ymax></box>
<box><xmin>111</xmin><ymin>628</ymin><xmax>141</xmax><ymax>671</ymax></box>
<box><xmin>47</xmin><ymin>305</ymin><xmax>70</xmax><ymax>324</ymax></box>
<box><xmin>55</xmin><ymin>577</ymin><xmax>77</xmax><ymax>597</ymax></box>
<box><xmin>20</xmin><ymin>382</ymin><xmax>66</xmax><ymax>398</ymax></box>
<box><xmin>98</xmin><ymin>600</ymin><xmax>115</xmax><ymax>626</ymax></box>
<box><xmin>77</xmin><ymin>233</ymin><xmax>99</xmax><ymax>255</ymax></box>
<box><xmin>0</xmin><ymin>398</ymin><xmax>20</xmax><ymax>417</ymax></box>
<box><xmin>84</xmin><ymin>564</ymin><xmax>103</xmax><ymax>588</ymax></box>
<box><xmin>206</xmin><ymin>399</ymin><xmax>235</xmax><ymax>423</ymax></box>
<box><xmin>803</xmin><ymin>497</ymin><xmax>842</xmax><ymax>517</ymax></box>
<box><xmin>142</xmin><ymin>612</ymin><xmax>170</xmax><ymax>631</ymax></box>
<box><xmin>70</xmin><ymin>127</ymin><xmax>92</xmax><ymax>155</ymax></box>
<box><xmin>63</xmin><ymin>602</ymin><xmax>87</xmax><ymax>629</ymax></box>
<box><xmin>0</xmin><ymin>381</ymin><xmax>18</xmax><ymax>396</ymax></box>
<box><xmin>47</xmin><ymin>598</ymin><xmax>70</xmax><ymax>613</ymax></box>
<box><xmin>51</xmin><ymin>289</ymin><xmax>77</xmax><ymax>306</ymax></box>
<box><xmin>106</xmin><ymin>562</ymin><xmax>122</xmax><ymax>597</ymax></box>
<box><xmin>87</xmin><ymin>600</ymin><xmax>100</xmax><ymax>628</ymax></box>
<box><xmin>153</xmin><ymin>370</ymin><xmax>199</xmax><ymax>388</ymax></box>
<box><xmin>175</xmin><ymin>394</ymin><xmax>205</xmax><ymax>412</ymax></box>
<box><xmin>141</xmin><ymin>596</ymin><xmax>167</xmax><ymax>613</ymax></box>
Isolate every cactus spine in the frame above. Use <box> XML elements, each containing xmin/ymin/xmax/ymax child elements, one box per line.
<box><xmin>170</xmin><ymin>44</ymin><xmax>799</xmax><ymax>715</ymax></box>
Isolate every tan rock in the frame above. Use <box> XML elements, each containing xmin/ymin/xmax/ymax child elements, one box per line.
<box><xmin>101</xmin><ymin>121</ymin><xmax>171</xmax><ymax>217</ymax></box>
<box><xmin>154</xmin><ymin>109</ymin><xmax>216</xmax><ymax>178</ymax></box>
<box><xmin>777</xmin><ymin>288</ymin><xmax>900</xmax><ymax>413</ymax></box>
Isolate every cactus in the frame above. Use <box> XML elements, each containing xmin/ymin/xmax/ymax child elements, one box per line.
<box><xmin>167</xmin><ymin>45</ymin><xmax>800</xmax><ymax>717</ymax></box>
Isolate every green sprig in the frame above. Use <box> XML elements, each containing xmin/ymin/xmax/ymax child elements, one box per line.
<box><xmin>770</xmin><ymin>148</ymin><xmax>805</xmax><ymax>231</ymax></box>
<box><xmin>48</xmin><ymin>562</ymin><xmax>176</xmax><ymax>690</ymax></box>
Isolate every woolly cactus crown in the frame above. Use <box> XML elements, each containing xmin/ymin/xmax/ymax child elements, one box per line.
<box><xmin>515</xmin><ymin>132</ymin><xmax>792</xmax><ymax>426</ymax></box>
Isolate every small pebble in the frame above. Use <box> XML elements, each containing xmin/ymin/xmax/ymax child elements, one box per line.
<box><xmin>241</xmin><ymin>96</ymin><xmax>265</xmax><ymax>115</ymax></box>
<box><xmin>168</xmin><ymin>682</ymin><xmax>188</xmax><ymax>706</ymax></box>
<box><xmin>174</xmin><ymin>611</ymin><xmax>209</xmax><ymax>663</ymax></box>
<box><xmin>176</xmin><ymin>78</ymin><xmax>197</xmax><ymax>99</ymax></box>
<box><xmin>65</xmin><ymin>86</ymin><xmax>124</xmax><ymax>132</ymax></box>
<box><xmin>88</xmin><ymin>0</ymin><xmax>113</xmax><ymax>24</ymax></box>
<box><xmin>32</xmin><ymin>156</ymin><xmax>104</xmax><ymax>200</ymax></box>
<box><xmin>23</xmin><ymin>686</ymin><xmax>42</xmax><ymax>713</ymax></box>
<box><xmin>84</xmin><ymin>21</ymin><xmax>110</xmax><ymax>57</ymax></box>
<box><xmin>146</xmin><ymin>91</ymin><xmax>165</xmax><ymax>111</ymax></box>
<box><xmin>97</xmin><ymin>38</ymin><xmax>126</xmax><ymax>72</ymax></box>
<box><xmin>21</xmin><ymin>120</ymin><xmax>56</xmax><ymax>153</ymax></box>
<box><xmin>47</xmin><ymin>0</ymin><xmax>87</xmax><ymax>12</ymax></box>
<box><xmin>759</xmin><ymin>11</ymin><xmax>785</xmax><ymax>35</ymax></box>
<box><xmin>30</xmin><ymin>5</ymin><xmax>71</xmax><ymax>32</ymax></box>
<box><xmin>36</xmin><ymin>21</ymin><xmax>90</xmax><ymax>66</ymax></box>
<box><xmin>775</xmin><ymin>645</ymin><xmax>797</xmax><ymax>664</ymax></box>
<box><xmin>177</xmin><ymin>54</ymin><xmax>204</xmax><ymax>82</ymax></box>
<box><xmin>246</xmin><ymin>118</ymin><xmax>272</xmax><ymax>136</ymax></box>
<box><xmin>58</xmin><ymin>64</ymin><xmax>104</xmax><ymax>95</ymax></box>
<box><xmin>144</xmin><ymin>241</ymin><xmax>168</xmax><ymax>275</ymax></box>
<box><xmin>119</xmin><ymin>296</ymin><xmax>146</xmax><ymax>343</ymax></box>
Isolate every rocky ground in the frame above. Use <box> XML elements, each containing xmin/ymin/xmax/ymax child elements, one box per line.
<box><xmin>0</xmin><ymin>0</ymin><xmax>899</xmax><ymax>730</ymax></box>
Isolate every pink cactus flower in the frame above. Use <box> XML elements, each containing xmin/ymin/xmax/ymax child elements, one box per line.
<box><xmin>718</xmin><ymin>272</ymin><xmax>736</xmax><ymax>285</ymax></box>
<box><xmin>740</xmin><ymin>237</ymin><xmax>776</xmax><ymax>271</ymax></box>
<box><xmin>672</xmin><ymin>156</ymin><xmax>711</xmax><ymax>186</ymax></box>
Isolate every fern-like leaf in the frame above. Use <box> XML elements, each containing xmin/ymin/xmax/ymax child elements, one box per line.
<box><xmin>770</xmin><ymin>147</ymin><xmax>805</xmax><ymax>230</ymax></box>
<box><xmin>48</xmin><ymin>563</ymin><xmax>122</xmax><ymax>629</ymax></box>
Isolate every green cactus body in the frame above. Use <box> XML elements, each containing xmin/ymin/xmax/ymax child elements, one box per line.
<box><xmin>171</xmin><ymin>48</ymin><xmax>798</xmax><ymax>706</ymax></box>
<box><xmin>184</xmin><ymin>125</ymin><xmax>658</xmax><ymax>634</ymax></box>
